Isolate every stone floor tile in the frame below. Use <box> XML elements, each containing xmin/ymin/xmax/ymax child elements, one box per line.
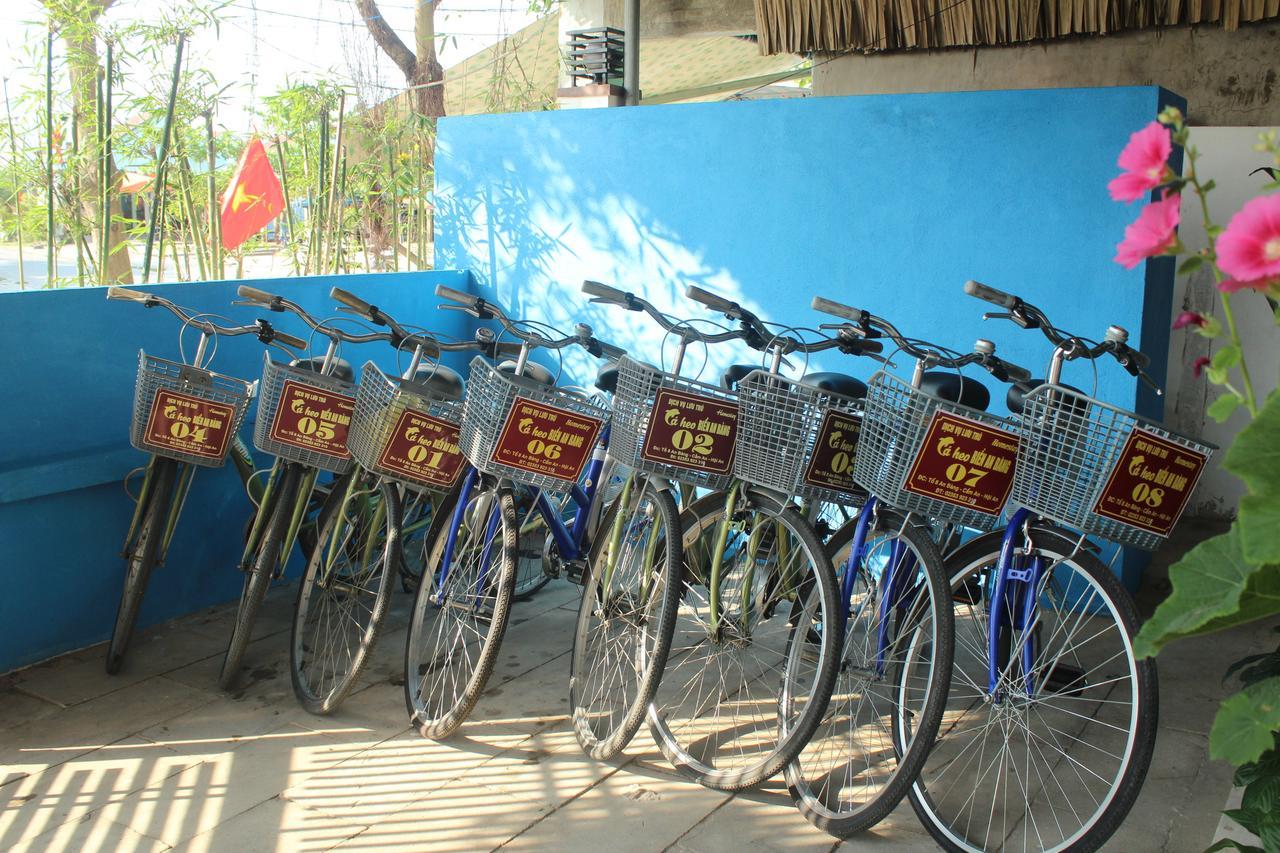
<box><xmin>333</xmin><ymin>792</ymin><xmax>551</xmax><ymax>852</ymax></box>
<box><xmin>12</xmin><ymin>810</ymin><xmax>171</xmax><ymax>853</ymax></box>
<box><xmin>172</xmin><ymin>795</ymin><xmax>366</xmax><ymax>853</ymax></box>
<box><xmin>669</xmin><ymin>790</ymin><xmax>840</xmax><ymax>853</ymax></box>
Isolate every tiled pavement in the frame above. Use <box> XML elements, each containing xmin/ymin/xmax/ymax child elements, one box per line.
<box><xmin>0</xmin><ymin>566</ymin><xmax>1257</xmax><ymax>852</ymax></box>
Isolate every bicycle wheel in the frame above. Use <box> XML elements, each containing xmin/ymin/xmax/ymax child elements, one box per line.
<box><xmin>106</xmin><ymin>457</ymin><xmax>180</xmax><ymax>674</ymax></box>
<box><xmin>290</xmin><ymin>470</ymin><xmax>400</xmax><ymax>714</ymax></box>
<box><xmin>404</xmin><ymin>474</ymin><xmax>517</xmax><ymax>739</ymax></box>
<box><xmin>903</xmin><ymin>526</ymin><xmax>1158</xmax><ymax>853</ymax></box>
<box><xmin>570</xmin><ymin>475</ymin><xmax>682</xmax><ymax>760</ymax></box>
<box><xmin>785</xmin><ymin>506</ymin><xmax>953</xmax><ymax>837</ymax></box>
<box><xmin>648</xmin><ymin>489</ymin><xmax>840</xmax><ymax>791</ymax></box>
<box><xmin>512</xmin><ymin>485</ymin><xmax>552</xmax><ymax>599</ymax></box>
<box><xmin>219</xmin><ymin>463</ymin><xmax>303</xmax><ymax>691</ymax></box>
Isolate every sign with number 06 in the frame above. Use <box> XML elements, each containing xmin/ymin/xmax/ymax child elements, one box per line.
<box><xmin>490</xmin><ymin>397</ymin><xmax>603</xmax><ymax>482</ymax></box>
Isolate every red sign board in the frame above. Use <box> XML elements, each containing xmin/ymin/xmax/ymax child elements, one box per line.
<box><xmin>803</xmin><ymin>409</ymin><xmax>861</xmax><ymax>492</ymax></box>
<box><xmin>268</xmin><ymin>379</ymin><xmax>355</xmax><ymax>458</ymax></box>
<box><xmin>902</xmin><ymin>411</ymin><xmax>1018</xmax><ymax>515</ymax></box>
<box><xmin>377</xmin><ymin>409</ymin><xmax>466</xmax><ymax>488</ymax></box>
<box><xmin>143</xmin><ymin>390</ymin><xmax>236</xmax><ymax>460</ymax></box>
<box><xmin>490</xmin><ymin>397</ymin><xmax>603</xmax><ymax>482</ymax></box>
<box><xmin>641</xmin><ymin>389</ymin><xmax>738</xmax><ymax>474</ymax></box>
<box><xmin>1092</xmin><ymin>427</ymin><xmax>1208</xmax><ymax>536</ymax></box>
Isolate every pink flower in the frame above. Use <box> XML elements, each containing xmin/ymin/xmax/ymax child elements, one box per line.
<box><xmin>1108</xmin><ymin>122</ymin><xmax>1174</xmax><ymax>202</ymax></box>
<box><xmin>1216</xmin><ymin>278</ymin><xmax>1272</xmax><ymax>294</ymax></box>
<box><xmin>1192</xmin><ymin>356</ymin><xmax>1211</xmax><ymax>378</ymax></box>
<box><xmin>1216</xmin><ymin>194</ymin><xmax>1280</xmax><ymax>285</ymax></box>
<box><xmin>1172</xmin><ymin>311</ymin><xmax>1207</xmax><ymax>330</ymax></box>
<box><xmin>1114</xmin><ymin>195</ymin><xmax>1181</xmax><ymax>269</ymax></box>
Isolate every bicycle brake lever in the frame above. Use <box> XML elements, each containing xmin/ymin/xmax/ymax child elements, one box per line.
<box><xmin>1137</xmin><ymin>371</ymin><xmax>1164</xmax><ymax>397</ymax></box>
<box><xmin>982</xmin><ymin>312</ymin><xmax>1013</xmax><ymax>322</ymax></box>
<box><xmin>439</xmin><ymin>303</ymin><xmax>481</xmax><ymax>318</ymax></box>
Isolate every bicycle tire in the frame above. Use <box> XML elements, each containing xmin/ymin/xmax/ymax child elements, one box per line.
<box><xmin>404</xmin><ymin>476</ymin><xmax>517</xmax><ymax>739</ymax></box>
<box><xmin>106</xmin><ymin>457</ymin><xmax>180</xmax><ymax>675</ymax></box>
<box><xmin>570</xmin><ymin>477</ymin><xmax>683</xmax><ymax>760</ymax></box>
<box><xmin>903</xmin><ymin>525</ymin><xmax>1159</xmax><ymax>853</ymax></box>
<box><xmin>219</xmin><ymin>463</ymin><xmax>303</xmax><ymax>691</ymax></box>
<box><xmin>648</xmin><ymin>489</ymin><xmax>840</xmax><ymax>791</ymax></box>
<box><xmin>785</xmin><ymin>507</ymin><xmax>953</xmax><ymax>838</ymax></box>
<box><xmin>290</xmin><ymin>470</ymin><xmax>400</xmax><ymax>714</ymax></box>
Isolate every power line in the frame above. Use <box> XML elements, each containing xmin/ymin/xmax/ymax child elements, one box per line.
<box><xmin>223</xmin><ymin>0</ymin><xmax>530</xmax><ymax>37</ymax></box>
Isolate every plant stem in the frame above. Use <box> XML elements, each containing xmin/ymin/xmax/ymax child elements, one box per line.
<box><xmin>204</xmin><ymin>109</ymin><xmax>221</xmax><ymax>279</ymax></box>
<box><xmin>273</xmin><ymin>137</ymin><xmax>300</xmax><ymax>275</ymax></box>
<box><xmin>142</xmin><ymin>34</ymin><xmax>185</xmax><ymax>283</ymax></box>
<box><xmin>100</xmin><ymin>41</ymin><xmax>112</xmax><ymax>285</ymax></box>
<box><xmin>70</xmin><ymin>100</ymin><xmax>83</xmax><ymax>285</ymax></box>
<box><xmin>4</xmin><ymin>78</ymin><xmax>26</xmax><ymax>290</ymax></box>
<box><xmin>45</xmin><ymin>28</ymin><xmax>54</xmax><ymax>286</ymax></box>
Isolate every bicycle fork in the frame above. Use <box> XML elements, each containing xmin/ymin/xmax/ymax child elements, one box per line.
<box><xmin>986</xmin><ymin>507</ymin><xmax>1046</xmax><ymax>701</ymax></box>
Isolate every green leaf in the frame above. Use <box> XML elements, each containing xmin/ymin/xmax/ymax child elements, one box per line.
<box><xmin>1214</xmin><ymin>344</ymin><xmax>1243</xmax><ymax>370</ymax></box>
<box><xmin>1209</xmin><ymin>393</ymin><xmax>1244</xmax><ymax>423</ymax></box>
<box><xmin>1201</xmin><ymin>315</ymin><xmax>1224</xmax><ymax>338</ymax></box>
<box><xmin>1203</xmin><ymin>179</ymin><xmax>1218</xmax><ymax>193</ymax></box>
<box><xmin>1204</xmin><ymin>841</ymin><xmax>1264</xmax><ymax>853</ymax></box>
<box><xmin>1225</xmin><ymin>391</ymin><xmax>1280</xmax><ymax>564</ymax></box>
<box><xmin>1179</xmin><ymin>255</ymin><xmax>1205</xmax><ymax>274</ymax></box>
<box><xmin>1208</xmin><ymin>366</ymin><xmax>1230</xmax><ymax>384</ymax></box>
<box><xmin>1211</xmin><ymin>677</ymin><xmax>1280</xmax><ymax>764</ymax></box>
<box><xmin>1133</xmin><ymin>525</ymin><xmax>1280</xmax><ymax>657</ymax></box>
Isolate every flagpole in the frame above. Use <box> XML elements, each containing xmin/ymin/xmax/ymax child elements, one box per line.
<box><xmin>142</xmin><ymin>33</ymin><xmax>185</xmax><ymax>284</ymax></box>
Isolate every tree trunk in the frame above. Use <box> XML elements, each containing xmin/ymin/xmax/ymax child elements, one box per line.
<box><xmin>355</xmin><ymin>0</ymin><xmax>446</xmax><ymax>119</ymax></box>
<box><xmin>55</xmin><ymin>0</ymin><xmax>133</xmax><ymax>283</ymax></box>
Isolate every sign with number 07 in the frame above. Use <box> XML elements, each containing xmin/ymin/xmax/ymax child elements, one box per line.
<box><xmin>902</xmin><ymin>410</ymin><xmax>1019</xmax><ymax>515</ymax></box>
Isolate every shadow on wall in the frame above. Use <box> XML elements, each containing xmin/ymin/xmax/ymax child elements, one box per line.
<box><xmin>433</xmin><ymin>89</ymin><xmax>1182</xmax><ymax>412</ymax></box>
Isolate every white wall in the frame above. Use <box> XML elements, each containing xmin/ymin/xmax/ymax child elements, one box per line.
<box><xmin>1167</xmin><ymin>127</ymin><xmax>1279</xmax><ymax>518</ymax></box>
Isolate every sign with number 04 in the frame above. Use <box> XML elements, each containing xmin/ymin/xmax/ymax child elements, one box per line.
<box><xmin>143</xmin><ymin>390</ymin><xmax>235</xmax><ymax>460</ymax></box>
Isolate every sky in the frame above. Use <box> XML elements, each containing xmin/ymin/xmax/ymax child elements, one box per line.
<box><xmin>0</xmin><ymin>0</ymin><xmax>543</xmax><ymax>130</ymax></box>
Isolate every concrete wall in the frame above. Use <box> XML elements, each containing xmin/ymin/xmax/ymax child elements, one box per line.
<box><xmin>0</xmin><ymin>271</ymin><xmax>473</xmax><ymax>674</ymax></box>
<box><xmin>813</xmin><ymin>22</ymin><xmax>1280</xmax><ymax>127</ymax></box>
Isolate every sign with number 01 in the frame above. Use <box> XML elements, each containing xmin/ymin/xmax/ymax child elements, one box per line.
<box><xmin>490</xmin><ymin>397</ymin><xmax>603</xmax><ymax>482</ymax></box>
<box><xmin>144</xmin><ymin>390</ymin><xmax>235</xmax><ymax>460</ymax></box>
<box><xmin>377</xmin><ymin>409</ymin><xmax>466</xmax><ymax>488</ymax></box>
<box><xmin>641</xmin><ymin>388</ymin><xmax>739</xmax><ymax>474</ymax></box>
<box><xmin>1092</xmin><ymin>427</ymin><xmax>1207</xmax><ymax>536</ymax></box>
<box><xmin>902</xmin><ymin>411</ymin><xmax>1019</xmax><ymax>515</ymax></box>
<box><xmin>268</xmin><ymin>380</ymin><xmax>355</xmax><ymax>458</ymax></box>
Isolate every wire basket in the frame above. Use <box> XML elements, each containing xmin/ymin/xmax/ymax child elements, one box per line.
<box><xmin>1011</xmin><ymin>384</ymin><xmax>1215</xmax><ymax>551</ymax></box>
<box><xmin>349</xmin><ymin>362</ymin><xmax>466</xmax><ymax>494</ymax></box>
<box><xmin>735</xmin><ymin>370</ymin><xmax>867</xmax><ymax>506</ymax></box>
<box><xmin>253</xmin><ymin>352</ymin><xmax>358</xmax><ymax>474</ymax></box>
<box><xmin>854</xmin><ymin>371</ymin><xmax>1019</xmax><ymax>529</ymax></box>
<box><xmin>459</xmin><ymin>357</ymin><xmax>610</xmax><ymax>492</ymax></box>
<box><xmin>129</xmin><ymin>351</ymin><xmax>252</xmax><ymax>468</ymax></box>
<box><xmin>610</xmin><ymin>355</ymin><xmax>740</xmax><ymax>491</ymax></box>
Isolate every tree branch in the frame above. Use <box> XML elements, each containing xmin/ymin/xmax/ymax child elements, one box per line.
<box><xmin>355</xmin><ymin>0</ymin><xmax>417</xmax><ymax>79</ymax></box>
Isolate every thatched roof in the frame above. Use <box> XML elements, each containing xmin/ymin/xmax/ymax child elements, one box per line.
<box><xmin>754</xmin><ymin>0</ymin><xmax>1280</xmax><ymax>55</ymax></box>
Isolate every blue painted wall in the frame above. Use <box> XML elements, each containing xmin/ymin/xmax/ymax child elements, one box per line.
<box><xmin>0</xmin><ymin>271</ymin><xmax>472</xmax><ymax>673</ymax></box>
<box><xmin>433</xmin><ymin>86</ymin><xmax>1184</xmax><ymax>587</ymax></box>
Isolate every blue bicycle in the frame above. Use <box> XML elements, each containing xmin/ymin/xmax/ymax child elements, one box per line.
<box><xmin>404</xmin><ymin>284</ymin><xmax>684</xmax><ymax>750</ymax></box>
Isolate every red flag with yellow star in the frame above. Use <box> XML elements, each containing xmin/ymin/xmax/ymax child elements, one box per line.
<box><xmin>220</xmin><ymin>137</ymin><xmax>284</xmax><ymax>251</ymax></box>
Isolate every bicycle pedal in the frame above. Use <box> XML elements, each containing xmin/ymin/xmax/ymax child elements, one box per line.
<box><xmin>953</xmin><ymin>576</ymin><xmax>984</xmax><ymax>605</ymax></box>
<box><xmin>564</xmin><ymin>560</ymin><xmax>588</xmax><ymax>586</ymax></box>
<box><xmin>1041</xmin><ymin>664</ymin><xmax>1087</xmax><ymax>695</ymax></box>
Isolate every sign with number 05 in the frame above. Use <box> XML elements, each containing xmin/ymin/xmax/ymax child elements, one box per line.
<box><xmin>902</xmin><ymin>411</ymin><xmax>1019</xmax><ymax>515</ymax></box>
<box><xmin>491</xmin><ymin>398</ymin><xmax>603</xmax><ymax>482</ymax></box>
<box><xmin>269</xmin><ymin>380</ymin><xmax>355</xmax><ymax>458</ymax></box>
<box><xmin>144</xmin><ymin>390</ymin><xmax>235</xmax><ymax>460</ymax></box>
<box><xmin>803</xmin><ymin>409</ymin><xmax>861</xmax><ymax>491</ymax></box>
<box><xmin>1092</xmin><ymin>427</ymin><xmax>1207</xmax><ymax>536</ymax></box>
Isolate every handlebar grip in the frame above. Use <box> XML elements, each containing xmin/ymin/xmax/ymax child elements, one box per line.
<box><xmin>272</xmin><ymin>329</ymin><xmax>307</xmax><ymax>350</ymax></box>
<box><xmin>494</xmin><ymin>341</ymin><xmax>525</xmax><ymax>357</ymax></box>
<box><xmin>237</xmin><ymin>284</ymin><xmax>277</xmax><ymax>304</ymax></box>
<box><xmin>107</xmin><ymin>286</ymin><xmax>151</xmax><ymax>302</ymax></box>
<box><xmin>685</xmin><ymin>284</ymin><xmax>738</xmax><ymax>314</ymax></box>
<box><xmin>330</xmin><ymin>287</ymin><xmax>373</xmax><ymax>316</ymax></box>
<box><xmin>582</xmin><ymin>280</ymin><xmax>628</xmax><ymax>303</ymax></box>
<box><xmin>811</xmin><ymin>295</ymin><xmax>861</xmax><ymax>322</ymax></box>
<box><xmin>853</xmin><ymin>338</ymin><xmax>884</xmax><ymax>355</ymax></box>
<box><xmin>434</xmin><ymin>283</ymin><xmax>476</xmax><ymax>308</ymax></box>
<box><xmin>597</xmin><ymin>340</ymin><xmax>627</xmax><ymax>360</ymax></box>
<box><xmin>1003</xmin><ymin>361</ymin><xmax>1033</xmax><ymax>384</ymax></box>
<box><xmin>963</xmin><ymin>280</ymin><xmax>1018</xmax><ymax>309</ymax></box>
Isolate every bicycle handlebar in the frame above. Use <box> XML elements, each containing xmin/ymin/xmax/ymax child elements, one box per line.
<box><xmin>962</xmin><ymin>279</ymin><xmax>1018</xmax><ymax>309</ymax></box>
<box><xmin>684</xmin><ymin>284</ymin><xmax>740</xmax><ymax>316</ymax></box>
<box><xmin>108</xmin><ymin>286</ymin><xmax>301</xmax><ymax>350</ymax></box>
<box><xmin>434</xmin><ymin>283</ymin><xmax>621</xmax><ymax>359</ymax></box>
<box><xmin>233</xmin><ymin>284</ymin><xmax>402</xmax><ymax>351</ymax></box>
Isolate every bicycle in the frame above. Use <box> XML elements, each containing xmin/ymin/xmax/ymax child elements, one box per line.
<box><xmin>405</xmin><ymin>284</ymin><xmax>684</xmax><ymax>751</ymax></box>
<box><xmin>219</xmin><ymin>284</ymin><xmax>412</xmax><ymax>691</ymax></box>
<box><xmin>783</xmin><ymin>294</ymin><xmax>1034</xmax><ymax>837</ymax></box>
<box><xmin>104</xmin><ymin>285</ymin><xmax>304</xmax><ymax>675</ymax></box>
<box><xmin>592</xmin><ymin>282</ymin><xmax>849</xmax><ymax>791</ymax></box>
<box><xmin>894</xmin><ymin>280</ymin><xmax>1213</xmax><ymax>852</ymax></box>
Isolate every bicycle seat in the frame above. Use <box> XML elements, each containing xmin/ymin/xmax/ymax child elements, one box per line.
<box><xmin>290</xmin><ymin>356</ymin><xmax>355</xmax><ymax>384</ymax></box>
<box><xmin>919</xmin><ymin>371</ymin><xmax>990</xmax><ymax>411</ymax></box>
<box><xmin>405</xmin><ymin>363</ymin><xmax>465</xmax><ymax>401</ymax></box>
<box><xmin>721</xmin><ymin>363</ymin><xmax>758</xmax><ymax>390</ymax></box>
<box><xmin>497</xmin><ymin>359</ymin><xmax>555</xmax><ymax>386</ymax></box>
<box><xmin>595</xmin><ymin>361</ymin><xmax>619</xmax><ymax>394</ymax></box>
<box><xmin>801</xmin><ymin>371</ymin><xmax>868</xmax><ymax>399</ymax></box>
<box><xmin>1006</xmin><ymin>380</ymin><xmax>1084</xmax><ymax>415</ymax></box>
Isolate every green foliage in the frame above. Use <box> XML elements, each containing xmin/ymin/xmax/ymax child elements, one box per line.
<box><xmin>1213</xmin><ymin>677</ymin><xmax>1280</xmax><ymax>765</ymax></box>
<box><xmin>1226</xmin><ymin>393</ymin><xmax>1280</xmax><ymax>565</ymax></box>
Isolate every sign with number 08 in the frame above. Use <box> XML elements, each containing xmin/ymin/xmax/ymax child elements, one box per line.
<box><xmin>1092</xmin><ymin>427</ymin><xmax>1208</xmax><ymax>536</ymax></box>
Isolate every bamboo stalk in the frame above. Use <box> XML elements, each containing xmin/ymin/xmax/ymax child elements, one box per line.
<box><xmin>4</xmin><ymin>78</ymin><xmax>25</xmax><ymax>290</ymax></box>
<box><xmin>45</xmin><ymin>28</ymin><xmax>54</xmax><ymax>286</ymax></box>
<box><xmin>334</xmin><ymin>147</ymin><xmax>347</xmax><ymax>274</ymax></box>
<box><xmin>142</xmin><ymin>34</ymin><xmax>184</xmax><ymax>283</ymax></box>
<box><xmin>273</xmin><ymin>137</ymin><xmax>300</xmax><ymax>275</ymax></box>
<box><xmin>325</xmin><ymin>93</ymin><xmax>345</xmax><ymax>274</ymax></box>
<box><xmin>204</xmin><ymin>109</ymin><xmax>220</xmax><ymax>280</ymax></box>
<box><xmin>388</xmin><ymin>140</ymin><xmax>398</xmax><ymax>272</ymax></box>
<box><xmin>94</xmin><ymin>67</ymin><xmax>103</xmax><ymax>285</ymax></box>
<box><xmin>100</xmin><ymin>41</ymin><xmax>112</xmax><ymax>285</ymax></box>
<box><xmin>312</xmin><ymin>106</ymin><xmax>329</xmax><ymax>275</ymax></box>
<box><xmin>416</xmin><ymin>137</ymin><xmax>426</xmax><ymax>269</ymax></box>
<box><xmin>70</xmin><ymin>102</ymin><xmax>83</xmax><ymax>285</ymax></box>
<box><xmin>177</xmin><ymin>151</ymin><xmax>207</xmax><ymax>280</ymax></box>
